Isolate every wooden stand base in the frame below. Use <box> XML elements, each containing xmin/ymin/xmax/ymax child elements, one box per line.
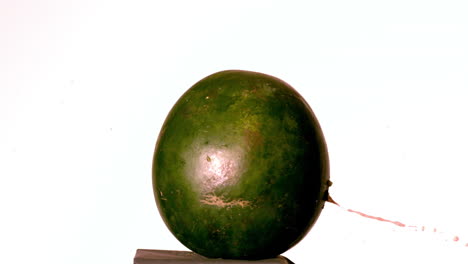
<box><xmin>134</xmin><ymin>249</ymin><xmax>294</xmax><ymax>264</ymax></box>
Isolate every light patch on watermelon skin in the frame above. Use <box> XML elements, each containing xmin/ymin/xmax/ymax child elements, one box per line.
<box><xmin>200</xmin><ymin>194</ymin><xmax>251</xmax><ymax>208</ymax></box>
<box><xmin>190</xmin><ymin>145</ymin><xmax>245</xmax><ymax>193</ymax></box>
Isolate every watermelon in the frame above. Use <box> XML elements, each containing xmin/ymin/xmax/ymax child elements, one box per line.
<box><xmin>152</xmin><ymin>70</ymin><xmax>330</xmax><ymax>260</ymax></box>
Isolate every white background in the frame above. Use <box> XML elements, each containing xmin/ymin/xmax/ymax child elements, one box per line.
<box><xmin>1</xmin><ymin>1</ymin><xmax>468</xmax><ymax>263</ymax></box>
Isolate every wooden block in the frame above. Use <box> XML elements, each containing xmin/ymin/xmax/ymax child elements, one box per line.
<box><xmin>134</xmin><ymin>249</ymin><xmax>294</xmax><ymax>264</ymax></box>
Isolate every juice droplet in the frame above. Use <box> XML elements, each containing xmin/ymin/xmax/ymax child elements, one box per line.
<box><xmin>328</xmin><ymin>199</ymin><xmax>467</xmax><ymax>248</ymax></box>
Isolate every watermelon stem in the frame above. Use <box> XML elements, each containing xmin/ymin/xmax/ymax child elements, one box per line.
<box><xmin>326</xmin><ymin>195</ymin><xmax>339</xmax><ymax>206</ymax></box>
